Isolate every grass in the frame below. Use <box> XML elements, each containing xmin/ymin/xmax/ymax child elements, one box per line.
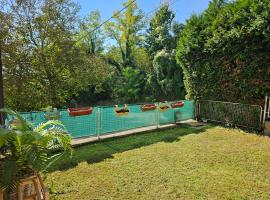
<box><xmin>46</xmin><ymin>125</ymin><xmax>270</xmax><ymax>199</ymax></box>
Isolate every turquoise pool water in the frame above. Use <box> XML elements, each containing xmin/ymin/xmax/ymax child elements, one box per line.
<box><xmin>14</xmin><ymin>100</ymin><xmax>195</xmax><ymax>138</ymax></box>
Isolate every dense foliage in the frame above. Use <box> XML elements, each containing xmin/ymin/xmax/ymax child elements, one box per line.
<box><xmin>176</xmin><ymin>0</ymin><xmax>270</xmax><ymax>104</ymax></box>
<box><xmin>145</xmin><ymin>5</ymin><xmax>185</xmax><ymax>100</ymax></box>
<box><xmin>1</xmin><ymin>0</ymin><xmax>185</xmax><ymax>111</ymax></box>
<box><xmin>4</xmin><ymin>0</ymin><xmax>269</xmax><ymax>111</ymax></box>
<box><xmin>113</xmin><ymin>67</ymin><xmax>146</xmax><ymax>103</ymax></box>
<box><xmin>1</xmin><ymin>0</ymin><xmax>111</xmax><ymax>110</ymax></box>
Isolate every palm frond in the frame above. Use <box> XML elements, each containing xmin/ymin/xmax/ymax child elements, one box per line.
<box><xmin>0</xmin><ymin>109</ymin><xmax>72</xmax><ymax>193</ymax></box>
<box><xmin>34</xmin><ymin>120</ymin><xmax>66</xmax><ymax>133</ymax></box>
<box><xmin>24</xmin><ymin>144</ymin><xmax>48</xmax><ymax>171</ymax></box>
<box><xmin>0</xmin><ymin>108</ymin><xmax>33</xmax><ymax>131</ymax></box>
<box><xmin>0</xmin><ymin>128</ymin><xmax>16</xmax><ymax>147</ymax></box>
<box><xmin>0</xmin><ymin>159</ymin><xmax>22</xmax><ymax>192</ymax></box>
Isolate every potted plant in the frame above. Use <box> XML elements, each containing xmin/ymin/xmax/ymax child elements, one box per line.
<box><xmin>158</xmin><ymin>102</ymin><xmax>170</xmax><ymax>112</ymax></box>
<box><xmin>0</xmin><ymin>108</ymin><xmax>72</xmax><ymax>199</ymax></box>
<box><xmin>42</xmin><ymin>106</ymin><xmax>61</xmax><ymax>120</ymax></box>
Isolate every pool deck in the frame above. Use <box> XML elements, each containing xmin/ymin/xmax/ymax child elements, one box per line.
<box><xmin>72</xmin><ymin>120</ymin><xmax>199</xmax><ymax>147</ymax></box>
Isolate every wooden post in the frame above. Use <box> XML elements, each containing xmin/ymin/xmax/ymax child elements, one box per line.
<box><xmin>0</xmin><ymin>174</ymin><xmax>49</xmax><ymax>200</ymax></box>
<box><xmin>0</xmin><ymin>188</ymin><xmax>3</xmax><ymax>200</ymax></box>
<box><xmin>17</xmin><ymin>174</ymin><xmax>49</xmax><ymax>200</ymax></box>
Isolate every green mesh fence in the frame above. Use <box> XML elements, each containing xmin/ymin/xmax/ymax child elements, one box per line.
<box><xmin>6</xmin><ymin>100</ymin><xmax>195</xmax><ymax>138</ymax></box>
<box><xmin>100</xmin><ymin>105</ymin><xmax>157</xmax><ymax>135</ymax></box>
<box><xmin>198</xmin><ymin>100</ymin><xmax>262</xmax><ymax>130</ymax></box>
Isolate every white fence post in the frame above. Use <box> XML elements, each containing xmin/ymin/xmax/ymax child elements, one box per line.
<box><xmin>267</xmin><ymin>97</ymin><xmax>270</xmax><ymax>118</ymax></box>
<box><xmin>156</xmin><ymin>102</ymin><xmax>159</xmax><ymax>129</ymax></box>
<box><xmin>97</xmin><ymin>107</ymin><xmax>101</xmax><ymax>139</ymax></box>
<box><xmin>263</xmin><ymin>96</ymin><xmax>268</xmax><ymax>127</ymax></box>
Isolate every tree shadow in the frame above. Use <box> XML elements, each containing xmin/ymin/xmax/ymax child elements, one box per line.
<box><xmin>48</xmin><ymin>124</ymin><xmax>214</xmax><ymax>172</ymax></box>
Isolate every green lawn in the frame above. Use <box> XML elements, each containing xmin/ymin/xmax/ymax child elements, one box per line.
<box><xmin>46</xmin><ymin>125</ymin><xmax>270</xmax><ymax>200</ymax></box>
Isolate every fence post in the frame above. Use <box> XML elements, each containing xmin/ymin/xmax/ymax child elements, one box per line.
<box><xmin>195</xmin><ymin>100</ymin><xmax>197</xmax><ymax>120</ymax></box>
<box><xmin>260</xmin><ymin>106</ymin><xmax>263</xmax><ymax>130</ymax></box>
<box><xmin>156</xmin><ymin>103</ymin><xmax>159</xmax><ymax>129</ymax></box>
<box><xmin>267</xmin><ymin>97</ymin><xmax>270</xmax><ymax>118</ymax></box>
<box><xmin>195</xmin><ymin>100</ymin><xmax>200</xmax><ymax>121</ymax></box>
<box><xmin>97</xmin><ymin>107</ymin><xmax>101</xmax><ymax>140</ymax></box>
<box><xmin>263</xmin><ymin>96</ymin><xmax>268</xmax><ymax>127</ymax></box>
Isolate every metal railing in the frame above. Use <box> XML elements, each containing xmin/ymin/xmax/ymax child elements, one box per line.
<box><xmin>197</xmin><ymin>100</ymin><xmax>263</xmax><ymax>130</ymax></box>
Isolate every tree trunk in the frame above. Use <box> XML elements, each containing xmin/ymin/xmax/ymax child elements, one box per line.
<box><xmin>0</xmin><ymin>43</ymin><xmax>4</xmax><ymax>125</ymax></box>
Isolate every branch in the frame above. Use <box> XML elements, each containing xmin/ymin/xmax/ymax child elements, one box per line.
<box><xmin>102</xmin><ymin>56</ymin><xmax>122</xmax><ymax>75</ymax></box>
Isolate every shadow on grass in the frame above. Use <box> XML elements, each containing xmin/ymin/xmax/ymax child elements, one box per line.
<box><xmin>48</xmin><ymin>124</ymin><xmax>214</xmax><ymax>172</ymax></box>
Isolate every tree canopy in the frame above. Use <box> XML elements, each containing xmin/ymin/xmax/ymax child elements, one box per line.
<box><xmin>2</xmin><ymin>0</ymin><xmax>268</xmax><ymax>111</ymax></box>
<box><xmin>145</xmin><ymin>4</ymin><xmax>185</xmax><ymax>100</ymax></box>
<box><xmin>2</xmin><ymin>0</ymin><xmax>111</xmax><ymax>110</ymax></box>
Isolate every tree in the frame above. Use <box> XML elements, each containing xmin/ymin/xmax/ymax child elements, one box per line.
<box><xmin>133</xmin><ymin>47</ymin><xmax>152</xmax><ymax>73</ymax></box>
<box><xmin>145</xmin><ymin>4</ymin><xmax>185</xmax><ymax>100</ymax></box>
<box><xmin>77</xmin><ymin>10</ymin><xmax>104</xmax><ymax>55</ymax></box>
<box><xmin>105</xmin><ymin>0</ymin><xmax>144</xmax><ymax>70</ymax></box>
<box><xmin>0</xmin><ymin>43</ymin><xmax>3</xmax><ymax>124</ymax></box>
<box><xmin>153</xmin><ymin>49</ymin><xmax>184</xmax><ymax>99</ymax></box>
<box><xmin>0</xmin><ymin>9</ymin><xmax>9</xmax><ymax>123</ymax></box>
<box><xmin>2</xmin><ymin>0</ymin><xmax>78</xmax><ymax>109</ymax></box>
<box><xmin>145</xmin><ymin>4</ymin><xmax>175</xmax><ymax>59</ymax></box>
<box><xmin>2</xmin><ymin>0</ymin><xmax>111</xmax><ymax>110</ymax></box>
<box><xmin>103</xmin><ymin>0</ymin><xmax>147</xmax><ymax>103</ymax></box>
<box><xmin>113</xmin><ymin>67</ymin><xmax>146</xmax><ymax>103</ymax></box>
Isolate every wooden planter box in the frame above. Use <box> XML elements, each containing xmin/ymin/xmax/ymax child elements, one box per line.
<box><xmin>0</xmin><ymin>173</ymin><xmax>49</xmax><ymax>200</ymax></box>
<box><xmin>68</xmin><ymin>107</ymin><xmax>93</xmax><ymax>117</ymax></box>
<box><xmin>159</xmin><ymin>105</ymin><xmax>170</xmax><ymax>112</ymax></box>
<box><xmin>171</xmin><ymin>101</ymin><xmax>184</xmax><ymax>108</ymax></box>
<box><xmin>141</xmin><ymin>104</ymin><xmax>157</xmax><ymax>112</ymax></box>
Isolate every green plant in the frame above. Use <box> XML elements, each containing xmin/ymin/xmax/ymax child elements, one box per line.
<box><xmin>42</xmin><ymin>106</ymin><xmax>61</xmax><ymax>120</ymax></box>
<box><xmin>113</xmin><ymin>67</ymin><xmax>146</xmax><ymax>103</ymax></box>
<box><xmin>41</xmin><ymin>106</ymin><xmax>53</xmax><ymax>112</ymax></box>
<box><xmin>145</xmin><ymin>4</ymin><xmax>185</xmax><ymax>100</ymax></box>
<box><xmin>0</xmin><ymin>108</ymin><xmax>72</xmax><ymax>193</ymax></box>
<box><xmin>176</xmin><ymin>0</ymin><xmax>270</xmax><ymax>103</ymax></box>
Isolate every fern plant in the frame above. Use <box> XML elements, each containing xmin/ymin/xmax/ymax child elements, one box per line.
<box><xmin>0</xmin><ymin>108</ymin><xmax>72</xmax><ymax>193</ymax></box>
